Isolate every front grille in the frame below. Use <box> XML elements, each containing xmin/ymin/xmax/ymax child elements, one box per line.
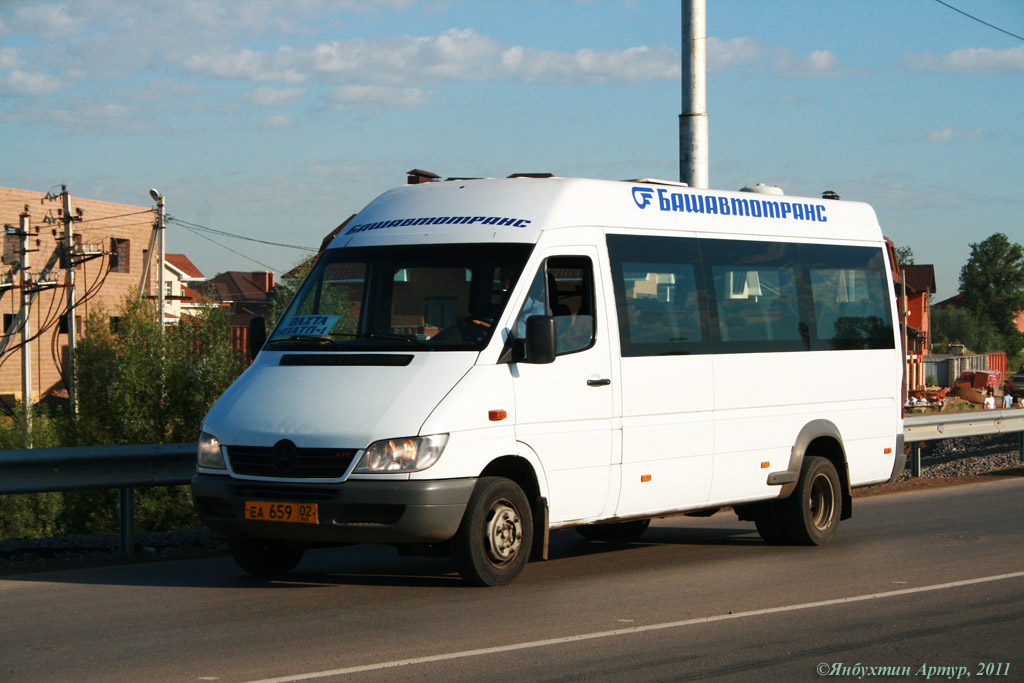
<box><xmin>231</xmin><ymin>484</ymin><xmax>339</xmax><ymax>502</ymax></box>
<box><xmin>227</xmin><ymin>444</ymin><xmax>358</xmax><ymax>478</ymax></box>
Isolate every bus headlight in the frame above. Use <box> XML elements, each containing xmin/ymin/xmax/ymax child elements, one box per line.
<box><xmin>355</xmin><ymin>434</ymin><xmax>448</xmax><ymax>473</ymax></box>
<box><xmin>197</xmin><ymin>431</ymin><xmax>226</xmax><ymax>470</ymax></box>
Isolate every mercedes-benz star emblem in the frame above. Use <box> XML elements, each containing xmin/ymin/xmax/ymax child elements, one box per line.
<box><xmin>271</xmin><ymin>440</ymin><xmax>300</xmax><ymax>475</ymax></box>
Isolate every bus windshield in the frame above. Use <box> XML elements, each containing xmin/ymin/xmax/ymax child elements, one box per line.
<box><xmin>269</xmin><ymin>243</ymin><xmax>533</xmax><ymax>352</ymax></box>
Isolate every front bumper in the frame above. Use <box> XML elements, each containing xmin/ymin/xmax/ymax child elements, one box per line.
<box><xmin>191</xmin><ymin>474</ymin><xmax>476</xmax><ymax>545</ymax></box>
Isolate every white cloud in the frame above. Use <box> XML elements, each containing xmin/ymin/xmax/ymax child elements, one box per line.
<box><xmin>259</xmin><ymin>115</ymin><xmax>293</xmax><ymax>130</ymax></box>
<box><xmin>708</xmin><ymin>37</ymin><xmax>850</xmax><ymax>77</ymax></box>
<box><xmin>922</xmin><ymin>127</ymin><xmax>986</xmax><ymax>143</ymax></box>
<box><xmin>0</xmin><ymin>69</ymin><xmax>64</xmax><ymax>96</ymax></box>
<box><xmin>708</xmin><ymin>37</ymin><xmax>763</xmax><ymax>71</ymax></box>
<box><xmin>6</xmin><ymin>3</ymin><xmax>83</xmax><ymax>38</ymax></box>
<box><xmin>903</xmin><ymin>45</ymin><xmax>1024</xmax><ymax>74</ymax></box>
<box><xmin>245</xmin><ymin>86</ymin><xmax>307</xmax><ymax>107</ymax></box>
<box><xmin>184</xmin><ymin>47</ymin><xmax>307</xmax><ymax>83</ymax></box>
<box><xmin>186</xmin><ymin>28</ymin><xmax>683</xmax><ymax>86</ymax></box>
<box><xmin>0</xmin><ymin>47</ymin><xmax>20</xmax><ymax>69</ymax></box>
<box><xmin>327</xmin><ymin>84</ymin><xmax>432</xmax><ymax>110</ymax></box>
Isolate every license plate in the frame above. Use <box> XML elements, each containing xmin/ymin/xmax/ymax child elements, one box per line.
<box><xmin>244</xmin><ymin>501</ymin><xmax>318</xmax><ymax>524</ymax></box>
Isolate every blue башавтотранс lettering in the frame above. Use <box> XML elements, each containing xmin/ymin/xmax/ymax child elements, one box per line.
<box><xmin>633</xmin><ymin>186</ymin><xmax>827</xmax><ymax>223</ymax></box>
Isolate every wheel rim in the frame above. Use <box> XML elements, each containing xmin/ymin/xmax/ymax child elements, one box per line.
<box><xmin>808</xmin><ymin>473</ymin><xmax>836</xmax><ymax>531</ymax></box>
<box><xmin>484</xmin><ymin>499</ymin><xmax>522</xmax><ymax>565</ymax></box>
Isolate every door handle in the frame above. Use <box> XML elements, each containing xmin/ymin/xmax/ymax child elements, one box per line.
<box><xmin>587</xmin><ymin>378</ymin><xmax>611</xmax><ymax>387</ymax></box>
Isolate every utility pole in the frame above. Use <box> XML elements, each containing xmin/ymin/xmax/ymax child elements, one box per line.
<box><xmin>61</xmin><ymin>186</ymin><xmax>77</xmax><ymax>417</ymax></box>
<box><xmin>18</xmin><ymin>208</ymin><xmax>32</xmax><ymax>438</ymax></box>
<box><xmin>680</xmin><ymin>0</ymin><xmax>709</xmax><ymax>188</ymax></box>
<box><xmin>151</xmin><ymin>189</ymin><xmax>165</xmax><ymax>330</ymax></box>
<box><xmin>12</xmin><ymin>208</ymin><xmax>34</xmax><ymax>442</ymax></box>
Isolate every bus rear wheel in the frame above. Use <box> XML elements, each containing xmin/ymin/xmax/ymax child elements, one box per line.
<box><xmin>780</xmin><ymin>456</ymin><xmax>841</xmax><ymax>545</ymax></box>
<box><xmin>452</xmin><ymin>477</ymin><xmax>533</xmax><ymax>587</ymax></box>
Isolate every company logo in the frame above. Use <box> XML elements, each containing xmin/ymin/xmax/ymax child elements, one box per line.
<box><xmin>629</xmin><ymin>185</ymin><xmax>828</xmax><ymax>223</ymax></box>
<box><xmin>632</xmin><ymin>187</ymin><xmax>655</xmax><ymax>209</ymax></box>
<box><xmin>271</xmin><ymin>439</ymin><xmax>300</xmax><ymax>475</ymax></box>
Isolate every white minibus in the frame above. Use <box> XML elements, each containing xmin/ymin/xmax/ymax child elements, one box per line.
<box><xmin>192</xmin><ymin>176</ymin><xmax>905</xmax><ymax>586</ymax></box>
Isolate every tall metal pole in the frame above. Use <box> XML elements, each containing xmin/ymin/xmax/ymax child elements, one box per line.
<box><xmin>680</xmin><ymin>0</ymin><xmax>709</xmax><ymax>188</ymax></box>
<box><xmin>18</xmin><ymin>209</ymin><xmax>32</xmax><ymax>439</ymax></box>
<box><xmin>62</xmin><ymin>186</ymin><xmax>77</xmax><ymax>417</ymax></box>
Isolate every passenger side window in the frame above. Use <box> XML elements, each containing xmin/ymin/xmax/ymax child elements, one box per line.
<box><xmin>607</xmin><ymin>233</ymin><xmax>709</xmax><ymax>357</ymax></box>
<box><xmin>514</xmin><ymin>257</ymin><xmax>596</xmax><ymax>356</ymax></box>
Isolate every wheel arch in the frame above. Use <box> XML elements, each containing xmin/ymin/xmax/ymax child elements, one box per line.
<box><xmin>479</xmin><ymin>454</ymin><xmax>550</xmax><ymax>560</ymax></box>
<box><xmin>782</xmin><ymin>419</ymin><xmax>852</xmax><ymax>520</ymax></box>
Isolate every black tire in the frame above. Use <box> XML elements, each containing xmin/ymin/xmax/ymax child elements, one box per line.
<box><xmin>779</xmin><ymin>456</ymin><xmax>842</xmax><ymax>545</ymax></box>
<box><xmin>229</xmin><ymin>538</ymin><xmax>305</xmax><ymax>577</ymax></box>
<box><xmin>575</xmin><ymin>518</ymin><xmax>651</xmax><ymax>542</ymax></box>
<box><xmin>753</xmin><ymin>502</ymin><xmax>792</xmax><ymax>545</ymax></box>
<box><xmin>452</xmin><ymin>477</ymin><xmax>533</xmax><ymax>587</ymax></box>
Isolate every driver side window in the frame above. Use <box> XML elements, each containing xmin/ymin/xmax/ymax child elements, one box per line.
<box><xmin>514</xmin><ymin>257</ymin><xmax>595</xmax><ymax>356</ymax></box>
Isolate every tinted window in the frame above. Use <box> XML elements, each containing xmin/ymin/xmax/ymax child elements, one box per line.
<box><xmin>607</xmin><ymin>234</ymin><xmax>709</xmax><ymax>356</ymax></box>
<box><xmin>701</xmin><ymin>239</ymin><xmax>808</xmax><ymax>353</ymax></box>
<box><xmin>607</xmin><ymin>234</ymin><xmax>894</xmax><ymax>355</ymax></box>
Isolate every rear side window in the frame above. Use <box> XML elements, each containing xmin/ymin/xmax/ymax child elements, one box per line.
<box><xmin>607</xmin><ymin>234</ymin><xmax>894</xmax><ymax>355</ymax></box>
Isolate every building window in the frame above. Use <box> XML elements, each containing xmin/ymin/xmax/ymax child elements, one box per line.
<box><xmin>110</xmin><ymin>238</ymin><xmax>130</xmax><ymax>273</ymax></box>
<box><xmin>59</xmin><ymin>315</ymin><xmax>82</xmax><ymax>334</ymax></box>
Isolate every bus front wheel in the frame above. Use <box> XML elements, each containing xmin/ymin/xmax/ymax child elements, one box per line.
<box><xmin>452</xmin><ymin>477</ymin><xmax>533</xmax><ymax>587</ymax></box>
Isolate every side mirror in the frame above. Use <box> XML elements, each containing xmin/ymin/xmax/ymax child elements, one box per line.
<box><xmin>524</xmin><ymin>315</ymin><xmax>556</xmax><ymax>364</ymax></box>
<box><xmin>247</xmin><ymin>316</ymin><xmax>267</xmax><ymax>361</ymax></box>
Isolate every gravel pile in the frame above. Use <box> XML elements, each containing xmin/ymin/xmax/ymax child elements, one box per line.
<box><xmin>1</xmin><ymin>434</ymin><xmax>1021</xmax><ymax>574</ymax></box>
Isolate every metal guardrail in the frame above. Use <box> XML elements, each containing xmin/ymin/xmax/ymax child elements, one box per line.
<box><xmin>903</xmin><ymin>409</ymin><xmax>1024</xmax><ymax>477</ymax></box>
<box><xmin>0</xmin><ymin>443</ymin><xmax>195</xmax><ymax>556</ymax></box>
<box><xmin>1</xmin><ymin>412</ymin><xmax>1023</xmax><ymax>557</ymax></box>
<box><xmin>904</xmin><ymin>409</ymin><xmax>1024</xmax><ymax>442</ymax></box>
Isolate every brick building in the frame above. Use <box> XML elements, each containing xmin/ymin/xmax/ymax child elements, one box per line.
<box><xmin>0</xmin><ymin>186</ymin><xmax>160</xmax><ymax>407</ymax></box>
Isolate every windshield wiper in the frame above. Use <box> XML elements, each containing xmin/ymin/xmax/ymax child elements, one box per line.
<box><xmin>356</xmin><ymin>332</ymin><xmax>430</xmax><ymax>348</ymax></box>
<box><xmin>268</xmin><ymin>334</ymin><xmax>340</xmax><ymax>347</ymax></box>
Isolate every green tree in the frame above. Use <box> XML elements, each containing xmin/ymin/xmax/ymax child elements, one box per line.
<box><xmin>894</xmin><ymin>244</ymin><xmax>915</xmax><ymax>266</ymax></box>
<box><xmin>63</xmin><ymin>296</ymin><xmax>248</xmax><ymax>534</ymax></box>
<box><xmin>958</xmin><ymin>233</ymin><xmax>1024</xmax><ymax>350</ymax></box>
<box><xmin>930</xmin><ymin>306</ymin><xmax>1004</xmax><ymax>354</ymax></box>
<box><xmin>0</xmin><ymin>406</ymin><xmax>64</xmax><ymax>538</ymax></box>
<box><xmin>74</xmin><ymin>296</ymin><xmax>246</xmax><ymax>446</ymax></box>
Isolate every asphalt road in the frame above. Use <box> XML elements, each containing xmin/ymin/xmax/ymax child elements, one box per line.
<box><xmin>1</xmin><ymin>477</ymin><xmax>1022</xmax><ymax>683</ymax></box>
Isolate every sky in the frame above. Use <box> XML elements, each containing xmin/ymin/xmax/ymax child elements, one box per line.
<box><xmin>1</xmin><ymin>0</ymin><xmax>1022</xmax><ymax>299</ymax></box>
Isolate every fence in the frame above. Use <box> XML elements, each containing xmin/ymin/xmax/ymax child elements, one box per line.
<box><xmin>1</xmin><ymin>412</ymin><xmax>1023</xmax><ymax>557</ymax></box>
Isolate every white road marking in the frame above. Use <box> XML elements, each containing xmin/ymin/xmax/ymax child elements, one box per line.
<box><xmin>248</xmin><ymin>570</ymin><xmax>1024</xmax><ymax>682</ymax></box>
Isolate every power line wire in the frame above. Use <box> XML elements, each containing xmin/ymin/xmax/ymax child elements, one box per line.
<box><xmin>932</xmin><ymin>0</ymin><xmax>1024</xmax><ymax>42</ymax></box>
<box><xmin>176</xmin><ymin>223</ymin><xmax>279</xmax><ymax>272</ymax></box>
<box><xmin>167</xmin><ymin>216</ymin><xmax>317</xmax><ymax>251</ymax></box>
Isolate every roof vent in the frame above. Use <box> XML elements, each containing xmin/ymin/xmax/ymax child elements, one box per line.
<box><xmin>628</xmin><ymin>178</ymin><xmax>689</xmax><ymax>187</ymax></box>
<box><xmin>740</xmin><ymin>183</ymin><xmax>784</xmax><ymax>195</ymax></box>
<box><xmin>822</xmin><ymin>190</ymin><xmax>841</xmax><ymax>200</ymax></box>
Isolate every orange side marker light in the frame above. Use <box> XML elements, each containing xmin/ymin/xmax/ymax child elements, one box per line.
<box><xmin>488</xmin><ymin>410</ymin><xmax>507</xmax><ymax>421</ymax></box>
<box><xmin>640</xmin><ymin>474</ymin><xmax>652</xmax><ymax>483</ymax></box>
<box><xmin>760</xmin><ymin>461</ymin><xmax>770</xmax><ymax>469</ymax></box>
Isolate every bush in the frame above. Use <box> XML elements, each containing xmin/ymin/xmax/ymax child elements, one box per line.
<box><xmin>0</xmin><ymin>296</ymin><xmax>246</xmax><ymax>539</ymax></box>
